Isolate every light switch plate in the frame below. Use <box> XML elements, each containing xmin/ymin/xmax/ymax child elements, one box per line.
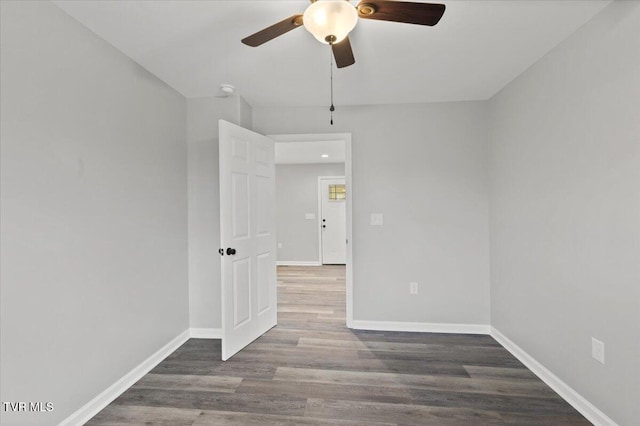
<box><xmin>370</xmin><ymin>213</ymin><xmax>383</xmax><ymax>226</ymax></box>
<box><xmin>305</xmin><ymin>213</ymin><xmax>316</xmax><ymax>220</ymax></box>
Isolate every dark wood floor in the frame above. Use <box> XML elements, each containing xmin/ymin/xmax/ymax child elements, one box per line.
<box><xmin>88</xmin><ymin>265</ymin><xmax>590</xmax><ymax>425</ymax></box>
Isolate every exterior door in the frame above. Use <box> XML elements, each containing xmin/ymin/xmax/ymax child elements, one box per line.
<box><xmin>219</xmin><ymin>120</ymin><xmax>276</xmax><ymax>361</ymax></box>
<box><xmin>320</xmin><ymin>177</ymin><xmax>346</xmax><ymax>264</ymax></box>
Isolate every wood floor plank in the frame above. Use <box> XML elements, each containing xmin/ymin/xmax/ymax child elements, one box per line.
<box><xmin>269</xmin><ymin>327</ymin><xmax>500</xmax><ymax>347</ymax></box>
<box><xmin>238</xmin><ymin>343</ymin><xmax>361</xmax><ymax>359</ymax></box>
<box><xmin>192</xmin><ymin>409</ymin><xmax>396</xmax><ymax>426</ymax></box>
<box><xmin>366</xmin><ymin>332</ymin><xmax>500</xmax><ymax>347</ymax></box>
<box><xmin>149</xmin><ymin>359</ymin><xmax>277</xmax><ymax>379</ymax></box>
<box><xmin>500</xmin><ymin>412</ymin><xmax>592</xmax><ymax>425</ymax></box>
<box><xmin>232</xmin><ymin>348</ymin><xmax>470</xmax><ymax>377</ymax></box>
<box><xmin>463</xmin><ymin>365</ymin><xmax>539</xmax><ymax>380</ymax></box>
<box><xmin>274</xmin><ymin>366</ymin><xmax>558</xmax><ymax>398</ymax></box>
<box><xmin>305</xmin><ymin>398</ymin><xmax>503</xmax><ymax>425</ymax></box>
<box><xmin>278</xmin><ymin>305</ymin><xmax>335</xmax><ymax>314</ymax></box>
<box><xmin>358</xmin><ymin>348</ymin><xmax>525</xmax><ymax>368</ymax></box>
<box><xmin>407</xmin><ymin>388</ymin><xmax>583</xmax><ymax>415</ymax></box>
<box><xmin>86</xmin><ymin>405</ymin><xmax>202</xmax><ymax>426</ymax></box>
<box><xmin>298</xmin><ymin>337</ymin><xmax>431</xmax><ymax>352</ymax></box>
<box><xmin>88</xmin><ymin>265</ymin><xmax>589</xmax><ymax>425</ymax></box>
<box><xmin>132</xmin><ymin>374</ymin><xmax>242</xmax><ymax>393</ymax></box>
<box><xmin>299</xmin><ymin>337</ymin><xmax>512</xmax><ymax>358</ymax></box>
<box><xmin>164</xmin><ymin>340</ymin><xmax>221</xmax><ymax>362</ymax></box>
<box><xmin>236</xmin><ymin>378</ymin><xmax>414</xmax><ymax>404</ymax></box>
<box><xmin>267</xmin><ymin>327</ymin><xmax>388</xmax><ymax>341</ymax></box>
<box><xmin>112</xmin><ymin>388</ymin><xmax>307</xmax><ymax>417</ymax></box>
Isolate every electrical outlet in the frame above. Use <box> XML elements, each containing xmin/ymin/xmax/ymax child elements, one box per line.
<box><xmin>592</xmin><ymin>337</ymin><xmax>605</xmax><ymax>364</ymax></box>
<box><xmin>277</xmin><ymin>243</ymin><xmax>283</xmax><ymax>249</ymax></box>
<box><xmin>409</xmin><ymin>282</ymin><xmax>419</xmax><ymax>295</ymax></box>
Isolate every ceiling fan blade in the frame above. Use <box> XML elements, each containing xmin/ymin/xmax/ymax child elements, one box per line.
<box><xmin>332</xmin><ymin>37</ymin><xmax>355</xmax><ymax>68</ymax></box>
<box><xmin>356</xmin><ymin>1</ymin><xmax>445</xmax><ymax>26</ymax></box>
<box><xmin>241</xmin><ymin>14</ymin><xmax>304</xmax><ymax>47</ymax></box>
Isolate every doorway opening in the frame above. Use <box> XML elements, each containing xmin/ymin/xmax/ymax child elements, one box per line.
<box><xmin>270</xmin><ymin>133</ymin><xmax>353</xmax><ymax>327</ymax></box>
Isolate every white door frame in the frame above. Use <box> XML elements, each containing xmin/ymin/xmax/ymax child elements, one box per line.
<box><xmin>268</xmin><ymin>133</ymin><xmax>354</xmax><ymax>328</ymax></box>
<box><xmin>318</xmin><ymin>176</ymin><xmax>346</xmax><ymax>265</ymax></box>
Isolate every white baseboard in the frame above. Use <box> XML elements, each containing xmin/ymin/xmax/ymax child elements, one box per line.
<box><xmin>189</xmin><ymin>328</ymin><xmax>223</xmax><ymax>339</ymax></box>
<box><xmin>490</xmin><ymin>327</ymin><xmax>618</xmax><ymax>426</ymax></box>
<box><xmin>276</xmin><ymin>261</ymin><xmax>322</xmax><ymax>266</ymax></box>
<box><xmin>350</xmin><ymin>320</ymin><xmax>490</xmax><ymax>335</ymax></box>
<box><xmin>59</xmin><ymin>329</ymin><xmax>190</xmax><ymax>426</ymax></box>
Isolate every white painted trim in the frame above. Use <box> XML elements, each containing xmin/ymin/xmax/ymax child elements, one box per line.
<box><xmin>59</xmin><ymin>329</ymin><xmax>190</xmax><ymax>426</ymax></box>
<box><xmin>276</xmin><ymin>261</ymin><xmax>322</xmax><ymax>266</ymax></box>
<box><xmin>317</xmin><ymin>176</ymin><xmax>324</xmax><ymax>265</ymax></box>
<box><xmin>350</xmin><ymin>320</ymin><xmax>491</xmax><ymax>335</ymax></box>
<box><xmin>490</xmin><ymin>327</ymin><xmax>618</xmax><ymax>426</ymax></box>
<box><xmin>344</xmin><ymin>135</ymin><xmax>353</xmax><ymax>327</ymax></box>
<box><xmin>189</xmin><ymin>328</ymin><xmax>223</xmax><ymax>339</ymax></box>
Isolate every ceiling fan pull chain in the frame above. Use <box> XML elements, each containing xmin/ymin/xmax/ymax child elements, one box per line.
<box><xmin>329</xmin><ymin>45</ymin><xmax>334</xmax><ymax>126</ymax></box>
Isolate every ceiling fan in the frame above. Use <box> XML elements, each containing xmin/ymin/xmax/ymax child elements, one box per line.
<box><xmin>241</xmin><ymin>0</ymin><xmax>446</xmax><ymax>68</ymax></box>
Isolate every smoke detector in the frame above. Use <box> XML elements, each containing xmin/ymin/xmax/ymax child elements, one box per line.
<box><xmin>220</xmin><ymin>84</ymin><xmax>235</xmax><ymax>96</ymax></box>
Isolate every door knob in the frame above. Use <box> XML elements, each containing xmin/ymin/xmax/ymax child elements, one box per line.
<box><xmin>322</xmin><ymin>225</ymin><xmax>326</xmax><ymax>228</ymax></box>
<box><xmin>226</xmin><ymin>248</ymin><xmax>236</xmax><ymax>255</ymax></box>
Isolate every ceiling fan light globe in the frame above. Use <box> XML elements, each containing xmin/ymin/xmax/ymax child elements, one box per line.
<box><xmin>303</xmin><ymin>0</ymin><xmax>358</xmax><ymax>44</ymax></box>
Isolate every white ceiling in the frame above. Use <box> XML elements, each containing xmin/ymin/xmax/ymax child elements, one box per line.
<box><xmin>275</xmin><ymin>140</ymin><xmax>346</xmax><ymax>164</ymax></box>
<box><xmin>52</xmin><ymin>0</ymin><xmax>611</xmax><ymax>107</ymax></box>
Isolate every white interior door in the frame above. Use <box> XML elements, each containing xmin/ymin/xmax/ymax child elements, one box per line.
<box><xmin>320</xmin><ymin>177</ymin><xmax>346</xmax><ymax>264</ymax></box>
<box><xmin>219</xmin><ymin>120</ymin><xmax>276</xmax><ymax>361</ymax></box>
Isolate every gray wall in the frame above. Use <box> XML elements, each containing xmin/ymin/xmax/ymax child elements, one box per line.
<box><xmin>276</xmin><ymin>163</ymin><xmax>345</xmax><ymax>263</ymax></box>
<box><xmin>255</xmin><ymin>102</ymin><xmax>490</xmax><ymax>325</ymax></box>
<box><xmin>187</xmin><ymin>95</ymin><xmax>251</xmax><ymax>329</ymax></box>
<box><xmin>187</xmin><ymin>97</ymin><xmax>235</xmax><ymax>329</ymax></box>
<box><xmin>488</xmin><ymin>2</ymin><xmax>640</xmax><ymax>425</ymax></box>
<box><xmin>239</xmin><ymin>95</ymin><xmax>253</xmax><ymax>130</ymax></box>
<box><xmin>0</xmin><ymin>1</ymin><xmax>189</xmax><ymax>425</ymax></box>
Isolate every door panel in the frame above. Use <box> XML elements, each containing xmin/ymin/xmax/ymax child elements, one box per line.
<box><xmin>256</xmin><ymin>252</ymin><xmax>272</xmax><ymax>314</ymax></box>
<box><xmin>232</xmin><ymin>258</ymin><xmax>251</xmax><ymax>327</ymax></box>
<box><xmin>256</xmin><ymin>175</ymin><xmax>270</xmax><ymax>236</ymax></box>
<box><xmin>220</xmin><ymin>120</ymin><xmax>276</xmax><ymax>361</ymax></box>
<box><xmin>320</xmin><ymin>177</ymin><xmax>347</xmax><ymax>264</ymax></box>
<box><xmin>231</xmin><ymin>172</ymin><xmax>250</xmax><ymax>239</ymax></box>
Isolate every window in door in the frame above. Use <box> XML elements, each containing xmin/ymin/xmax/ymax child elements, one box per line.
<box><xmin>328</xmin><ymin>184</ymin><xmax>346</xmax><ymax>201</ymax></box>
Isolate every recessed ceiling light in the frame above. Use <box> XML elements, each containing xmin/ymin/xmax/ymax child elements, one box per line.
<box><xmin>321</xmin><ymin>154</ymin><xmax>329</xmax><ymax>158</ymax></box>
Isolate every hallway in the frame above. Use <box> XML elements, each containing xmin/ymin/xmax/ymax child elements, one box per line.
<box><xmin>277</xmin><ymin>265</ymin><xmax>347</xmax><ymax>331</ymax></box>
<box><xmin>88</xmin><ymin>266</ymin><xmax>589</xmax><ymax>425</ymax></box>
